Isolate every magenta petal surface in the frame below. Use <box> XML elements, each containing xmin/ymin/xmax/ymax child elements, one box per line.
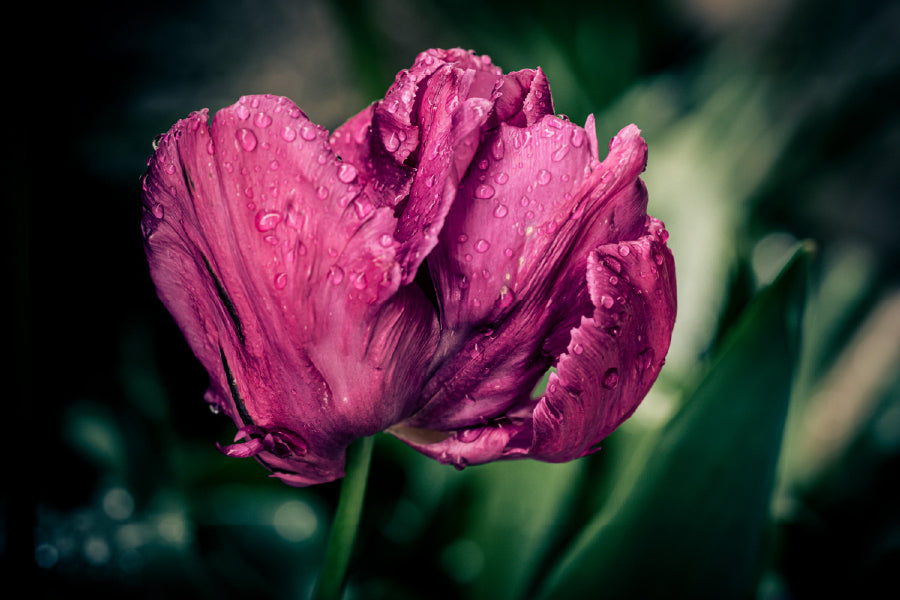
<box><xmin>142</xmin><ymin>95</ymin><xmax>438</xmax><ymax>486</ymax></box>
<box><xmin>392</xmin><ymin>118</ymin><xmax>675</xmax><ymax>467</ymax></box>
<box><xmin>142</xmin><ymin>48</ymin><xmax>676</xmax><ymax>484</ymax></box>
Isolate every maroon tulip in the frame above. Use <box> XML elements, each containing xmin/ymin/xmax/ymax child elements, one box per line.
<box><xmin>141</xmin><ymin>48</ymin><xmax>676</xmax><ymax>486</ymax></box>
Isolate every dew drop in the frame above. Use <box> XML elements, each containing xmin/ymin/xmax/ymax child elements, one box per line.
<box><xmin>602</xmin><ymin>368</ymin><xmax>619</xmax><ymax>389</ymax></box>
<box><xmin>600</xmin><ymin>295</ymin><xmax>614</xmax><ymax>309</ymax></box>
<box><xmin>637</xmin><ymin>348</ymin><xmax>654</xmax><ymax>372</ymax></box>
<box><xmin>474</xmin><ymin>184</ymin><xmax>495</xmax><ymax>199</ymax></box>
<box><xmin>384</xmin><ymin>130</ymin><xmax>400</xmax><ymax>151</ymax></box>
<box><xmin>269</xmin><ymin>159</ymin><xmax>280</xmax><ymax>171</ymax></box>
<box><xmin>552</xmin><ymin>144</ymin><xmax>569</xmax><ymax>162</ymax></box>
<box><xmin>457</xmin><ymin>233</ymin><xmax>469</xmax><ymax>243</ymax></box>
<box><xmin>537</xmin><ymin>169</ymin><xmax>552</xmax><ymax>185</ymax></box>
<box><xmin>317</xmin><ymin>185</ymin><xmax>329</xmax><ymax>199</ymax></box>
<box><xmin>494</xmin><ymin>172</ymin><xmax>509</xmax><ymax>185</ymax></box>
<box><xmin>236</xmin><ymin>128</ymin><xmax>258</xmax><ymax>152</ymax></box>
<box><xmin>493</xmin><ymin>204</ymin><xmax>508</xmax><ymax>218</ymax></box>
<box><xmin>353</xmin><ymin>272</ymin><xmax>368</xmax><ymax>290</ymax></box>
<box><xmin>337</xmin><ymin>163</ymin><xmax>358</xmax><ymax>183</ymax></box>
<box><xmin>495</xmin><ymin>286</ymin><xmax>514</xmax><ymax>308</ymax></box>
<box><xmin>329</xmin><ymin>266</ymin><xmax>345</xmax><ymax>284</ymax></box>
<box><xmin>572</xmin><ymin>343</ymin><xmax>584</xmax><ymax>355</ymax></box>
<box><xmin>164</xmin><ymin>163</ymin><xmax>176</xmax><ymax>175</ymax></box>
<box><xmin>274</xmin><ymin>272</ymin><xmax>287</xmax><ymax>289</ymax></box>
<box><xmin>353</xmin><ymin>198</ymin><xmax>373</xmax><ymax>219</ymax></box>
<box><xmin>474</xmin><ymin>239</ymin><xmax>491</xmax><ymax>253</ymax></box>
<box><xmin>425</xmin><ymin>174</ymin><xmax>436</xmax><ymax>188</ymax></box>
<box><xmin>618</xmin><ymin>245</ymin><xmax>630</xmax><ymax>257</ymax></box>
<box><xmin>571</xmin><ymin>129</ymin><xmax>585</xmax><ymax>147</ymax></box>
<box><xmin>206</xmin><ymin>139</ymin><xmax>215</xmax><ymax>155</ymax></box>
<box><xmin>281</xmin><ymin>126</ymin><xmax>296</xmax><ymax>142</ymax></box>
<box><xmin>457</xmin><ymin>428</ymin><xmax>484</xmax><ymax>443</ymax></box>
<box><xmin>255</xmin><ymin>211</ymin><xmax>281</xmax><ymax>232</ymax></box>
<box><xmin>654</xmin><ymin>253</ymin><xmax>664</xmax><ymax>265</ymax></box>
<box><xmin>491</xmin><ymin>138</ymin><xmax>504</xmax><ymax>160</ymax></box>
<box><xmin>236</xmin><ymin>104</ymin><xmax>251</xmax><ymax>121</ymax></box>
<box><xmin>379</xmin><ymin>234</ymin><xmax>393</xmax><ymax>247</ymax></box>
<box><xmin>503</xmin><ymin>247</ymin><xmax>514</xmax><ymax>258</ymax></box>
<box><xmin>254</xmin><ymin>112</ymin><xmax>273</xmax><ymax>128</ymax></box>
<box><xmin>300</xmin><ymin>124</ymin><xmax>317</xmax><ymax>141</ymax></box>
<box><xmin>152</xmin><ymin>204</ymin><xmax>164</xmax><ymax>219</ymax></box>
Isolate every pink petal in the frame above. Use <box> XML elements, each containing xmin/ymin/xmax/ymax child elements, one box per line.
<box><xmin>393</xmin><ymin>122</ymin><xmax>672</xmax><ymax>465</ymax></box>
<box><xmin>142</xmin><ymin>95</ymin><xmax>439</xmax><ymax>485</ymax></box>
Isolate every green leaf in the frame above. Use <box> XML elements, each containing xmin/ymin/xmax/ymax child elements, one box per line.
<box><xmin>535</xmin><ymin>242</ymin><xmax>813</xmax><ymax>600</ymax></box>
<box><xmin>459</xmin><ymin>459</ymin><xmax>585</xmax><ymax>600</ymax></box>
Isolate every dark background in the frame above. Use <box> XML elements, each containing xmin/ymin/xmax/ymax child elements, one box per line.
<box><xmin>8</xmin><ymin>0</ymin><xmax>899</xmax><ymax>597</ymax></box>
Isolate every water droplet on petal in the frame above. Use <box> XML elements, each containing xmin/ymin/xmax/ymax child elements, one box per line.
<box><xmin>274</xmin><ymin>272</ymin><xmax>287</xmax><ymax>289</ymax></box>
<box><xmin>537</xmin><ymin>169</ymin><xmax>551</xmax><ymax>185</ymax></box>
<box><xmin>317</xmin><ymin>185</ymin><xmax>329</xmax><ymax>199</ymax></box>
<box><xmin>457</xmin><ymin>233</ymin><xmax>469</xmax><ymax>243</ymax></box>
<box><xmin>491</xmin><ymin>138</ymin><xmax>504</xmax><ymax>160</ymax></box>
<box><xmin>637</xmin><ymin>348</ymin><xmax>654</xmax><ymax>372</ymax></box>
<box><xmin>493</xmin><ymin>204</ymin><xmax>508</xmax><ymax>218</ymax></box>
<box><xmin>269</xmin><ymin>160</ymin><xmax>280</xmax><ymax>171</ymax></box>
<box><xmin>572</xmin><ymin>343</ymin><xmax>584</xmax><ymax>355</ymax></box>
<box><xmin>236</xmin><ymin>128</ymin><xmax>258</xmax><ymax>151</ymax></box>
<box><xmin>474</xmin><ymin>239</ymin><xmax>491</xmax><ymax>253</ymax></box>
<box><xmin>618</xmin><ymin>245</ymin><xmax>630</xmax><ymax>257</ymax></box>
<box><xmin>337</xmin><ymin>163</ymin><xmax>358</xmax><ymax>183</ymax></box>
<box><xmin>206</xmin><ymin>139</ymin><xmax>215</xmax><ymax>155</ymax></box>
<box><xmin>329</xmin><ymin>266</ymin><xmax>345</xmax><ymax>284</ymax></box>
<box><xmin>353</xmin><ymin>273</ymin><xmax>368</xmax><ymax>290</ymax></box>
<box><xmin>600</xmin><ymin>295</ymin><xmax>614</xmax><ymax>309</ymax></box>
<box><xmin>152</xmin><ymin>204</ymin><xmax>164</xmax><ymax>219</ymax></box>
<box><xmin>474</xmin><ymin>184</ymin><xmax>495</xmax><ymax>199</ymax></box>
<box><xmin>380</xmin><ymin>234</ymin><xmax>393</xmax><ymax>247</ymax></box>
<box><xmin>255</xmin><ymin>211</ymin><xmax>281</xmax><ymax>232</ymax></box>
<box><xmin>552</xmin><ymin>144</ymin><xmax>569</xmax><ymax>162</ymax></box>
<box><xmin>455</xmin><ymin>427</ymin><xmax>482</xmax><ymax>443</ymax></box>
<box><xmin>164</xmin><ymin>163</ymin><xmax>176</xmax><ymax>175</ymax></box>
<box><xmin>384</xmin><ymin>130</ymin><xmax>400</xmax><ymax>151</ymax></box>
<box><xmin>236</xmin><ymin>104</ymin><xmax>251</xmax><ymax>121</ymax></box>
<box><xmin>494</xmin><ymin>172</ymin><xmax>509</xmax><ymax>185</ymax></box>
<box><xmin>281</xmin><ymin>126</ymin><xmax>296</xmax><ymax>142</ymax></box>
<box><xmin>495</xmin><ymin>285</ymin><xmax>514</xmax><ymax>308</ymax></box>
<box><xmin>602</xmin><ymin>368</ymin><xmax>619</xmax><ymax>389</ymax></box>
<box><xmin>300</xmin><ymin>124</ymin><xmax>317</xmax><ymax>141</ymax></box>
<box><xmin>654</xmin><ymin>253</ymin><xmax>664</xmax><ymax>265</ymax></box>
<box><xmin>353</xmin><ymin>198</ymin><xmax>372</xmax><ymax>218</ymax></box>
<box><xmin>571</xmin><ymin>129</ymin><xmax>585</xmax><ymax>147</ymax></box>
<box><xmin>254</xmin><ymin>112</ymin><xmax>272</xmax><ymax>128</ymax></box>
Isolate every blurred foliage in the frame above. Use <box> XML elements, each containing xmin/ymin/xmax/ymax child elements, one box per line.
<box><xmin>8</xmin><ymin>0</ymin><xmax>899</xmax><ymax>598</ymax></box>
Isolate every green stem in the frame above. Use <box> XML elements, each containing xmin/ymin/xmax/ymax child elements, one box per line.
<box><xmin>313</xmin><ymin>436</ymin><xmax>375</xmax><ymax>600</ymax></box>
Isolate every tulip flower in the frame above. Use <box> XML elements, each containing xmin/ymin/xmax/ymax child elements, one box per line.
<box><xmin>141</xmin><ymin>48</ymin><xmax>676</xmax><ymax>487</ymax></box>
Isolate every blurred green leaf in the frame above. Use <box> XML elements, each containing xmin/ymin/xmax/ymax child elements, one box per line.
<box><xmin>535</xmin><ymin>242</ymin><xmax>813</xmax><ymax>600</ymax></box>
<box><xmin>460</xmin><ymin>459</ymin><xmax>584</xmax><ymax>600</ymax></box>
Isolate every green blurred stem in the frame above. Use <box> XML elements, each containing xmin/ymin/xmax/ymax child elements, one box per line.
<box><xmin>313</xmin><ymin>436</ymin><xmax>375</xmax><ymax>600</ymax></box>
